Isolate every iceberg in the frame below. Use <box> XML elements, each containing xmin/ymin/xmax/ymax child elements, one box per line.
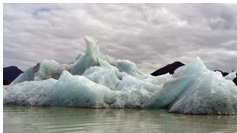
<box><xmin>4</xmin><ymin>36</ymin><xmax>237</xmax><ymax>115</ymax></box>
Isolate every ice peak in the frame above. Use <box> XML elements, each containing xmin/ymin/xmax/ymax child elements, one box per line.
<box><xmin>84</xmin><ymin>35</ymin><xmax>100</xmax><ymax>58</ymax></box>
<box><xmin>173</xmin><ymin>56</ymin><xmax>208</xmax><ymax>78</ymax></box>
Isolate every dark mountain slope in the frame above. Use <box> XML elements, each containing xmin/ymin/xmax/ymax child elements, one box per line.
<box><xmin>3</xmin><ymin>66</ymin><xmax>23</xmax><ymax>85</ymax></box>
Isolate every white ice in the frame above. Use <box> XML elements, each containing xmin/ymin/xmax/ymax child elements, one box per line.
<box><xmin>225</xmin><ymin>72</ymin><xmax>236</xmax><ymax>81</ymax></box>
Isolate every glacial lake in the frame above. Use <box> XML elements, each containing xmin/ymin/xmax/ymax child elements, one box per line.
<box><xmin>4</xmin><ymin>105</ymin><xmax>237</xmax><ymax>133</ymax></box>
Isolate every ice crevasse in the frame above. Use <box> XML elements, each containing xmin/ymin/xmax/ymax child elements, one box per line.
<box><xmin>4</xmin><ymin>36</ymin><xmax>237</xmax><ymax>115</ymax></box>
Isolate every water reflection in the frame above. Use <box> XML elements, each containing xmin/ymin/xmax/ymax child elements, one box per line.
<box><xmin>4</xmin><ymin>105</ymin><xmax>237</xmax><ymax>133</ymax></box>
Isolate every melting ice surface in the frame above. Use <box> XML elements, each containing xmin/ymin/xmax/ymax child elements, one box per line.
<box><xmin>4</xmin><ymin>36</ymin><xmax>237</xmax><ymax>115</ymax></box>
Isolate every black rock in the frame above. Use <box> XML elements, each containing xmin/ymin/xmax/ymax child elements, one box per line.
<box><xmin>3</xmin><ymin>66</ymin><xmax>23</xmax><ymax>85</ymax></box>
<box><xmin>151</xmin><ymin>61</ymin><xmax>185</xmax><ymax>76</ymax></box>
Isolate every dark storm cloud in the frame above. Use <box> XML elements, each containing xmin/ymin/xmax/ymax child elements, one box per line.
<box><xmin>3</xmin><ymin>3</ymin><xmax>237</xmax><ymax>73</ymax></box>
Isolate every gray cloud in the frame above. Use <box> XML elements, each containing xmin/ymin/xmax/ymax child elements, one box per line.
<box><xmin>3</xmin><ymin>3</ymin><xmax>237</xmax><ymax>74</ymax></box>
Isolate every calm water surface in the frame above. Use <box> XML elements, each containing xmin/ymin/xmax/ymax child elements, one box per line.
<box><xmin>4</xmin><ymin>105</ymin><xmax>237</xmax><ymax>133</ymax></box>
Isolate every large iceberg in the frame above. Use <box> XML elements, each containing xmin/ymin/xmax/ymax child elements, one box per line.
<box><xmin>4</xmin><ymin>36</ymin><xmax>237</xmax><ymax>115</ymax></box>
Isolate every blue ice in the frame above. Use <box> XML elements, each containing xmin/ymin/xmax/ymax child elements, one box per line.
<box><xmin>4</xmin><ymin>36</ymin><xmax>237</xmax><ymax>115</ymax></box>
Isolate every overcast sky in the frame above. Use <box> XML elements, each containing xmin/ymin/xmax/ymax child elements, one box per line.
<box><xmin>3</xmin><ymin>3</ymin><xmax>237</xmax><ymax>74</ymax></box>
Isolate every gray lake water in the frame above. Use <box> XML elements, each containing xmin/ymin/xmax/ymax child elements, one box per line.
<box><xmin>3</xmin><ymin>105</ymin><xmax>237</xmax><ymax>133</ymax></box>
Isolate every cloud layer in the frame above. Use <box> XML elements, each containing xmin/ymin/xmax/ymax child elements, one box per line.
<box><xmin>3</xmin><ymin>3</ymin><xmax>237</xmax><ymax>73</ymax></box>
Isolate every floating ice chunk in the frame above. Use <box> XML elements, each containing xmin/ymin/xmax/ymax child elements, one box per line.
<box><xmin>5</xmin><ymin>36</ymin><xmax>237</xmax><ymax>115</ymax></box>
<box><xmin>225</xmin><ymin>72</ymin><xmax>236</xmax><ymax>80</ymax></box>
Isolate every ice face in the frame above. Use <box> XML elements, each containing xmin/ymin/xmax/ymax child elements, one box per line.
<box><xmin>166</xmin><ymin>59</ymin><xmax>237</xmax><ymax>115</ymax></box>
<box><xmin>34</xmin><ymin>60</ymin><xmax>62</xmax><ymax>80</ymax></box>
<box><xmin>4</xmin><ymin>78</ymin><xmax>57</xmax><ymax>106</ymax></box>
<box><xmin>142</xmin><ymin>57</ymin><xmax>209</xmax><ymax>109</ymax></box>
<box><xmin>10</xmin><ymin>66</ymin><xmax>37</xmax><ymax>85</ymax></box>
<box><xmin>49</xmin><ymin>70</ymin><xmax>112</xmax><ymax>108</ymax></box>
<box><xmin>168</xmin><ymin>72</ymin><xmax>237</xmax><ymax>115</ymax></box>
<box><xmin>83</xmin><ymin>66</ymin><xmax>121</xmax><ymax>90</ymax></box>
<box><xmin>4</xmin><ymin>36</ymin><xmax>237</xmax><ymax>115</ymax></box>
